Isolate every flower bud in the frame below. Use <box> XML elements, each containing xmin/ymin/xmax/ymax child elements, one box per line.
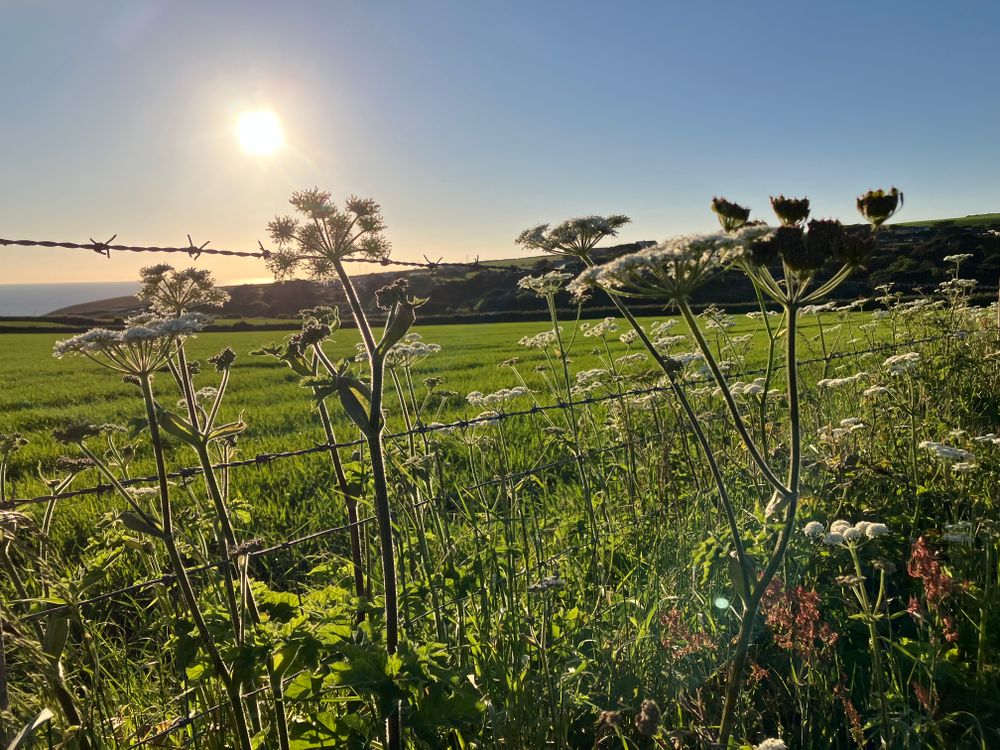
<box><xmin>770</xmin><ymin>226</ymin><xmax>806</xmax><ymax>268</ymax></box>
<box><xmin>770</xmin><ymin>195</ymin><xmax>810</xmax><ymax>227</ymax></box>
<box><xmin>837</xmin><ymin>225</ymin><xmax>877</xmax><ymax>266</ymax></box>
<box><xmin>635</xmin><ymin>700</ymin><xmax>661</xmax><ymax>737</ymax></box>
<box><xmin>795</xmin><ymin>219</ymin><xmax>844</xmax><ymax>271</ymax></box>
<box><xmin>857</xmin><ymin>187</ymin><xmax>902</xmax><ymax>227</ymax></box>
<box><xmin>711</xmin><ymin>197</ymin><xmax>751</xmax><ymax>232</ymax></box>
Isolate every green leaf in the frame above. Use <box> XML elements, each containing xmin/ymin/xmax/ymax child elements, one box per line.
<box><xmin>207</xmin><ymin>418</ymin><xmax>247</xmax><ymax>442</ymax></box>
<box><xmin>118</xmin><ymin>510</ymin><xmax>163</xmax><ymax>538</ymax></box>
<box><xmin>155</xmin><ymin>407</ymin><xmax>200</xmax><ymax>447</ymax></box>
<box><xmin>377</xmin><ymin>301</ymin><xmax>416</xmax><ymax>356</ymax></box>
<box><xmin>42</xmin><ymin>612</ymin><xmax>70</xmax><ymax>661</ymax></box>
<box><xmin>338</xmin><ymin>378</ymin><xmax>375</xmax><ymax>437</ymax></box>
<box><xmin>6</xmin><ymin>708</ymin><xmax>54</xmax><ymax>750</ymax></box>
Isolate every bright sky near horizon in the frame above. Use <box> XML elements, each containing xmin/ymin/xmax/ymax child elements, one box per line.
<box><xmin>2</xmin><ymin>0</ymin><xmax>998</xmax><ymax>285</ymax></box>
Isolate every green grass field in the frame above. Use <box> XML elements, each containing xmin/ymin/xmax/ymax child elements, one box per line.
<box><xmin>10</xmin><ymin>302</ymin><xmax>990</xmax><ymax>749</ymax></box>
<box><xmin>0</xmin><ymin>310</ymin><xmax>879</xmax><ymax>502</ymax></box>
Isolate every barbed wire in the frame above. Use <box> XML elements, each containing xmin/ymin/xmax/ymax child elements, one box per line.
<box><xmin>2</xmin><ymin>328</ymin><xmax>972</xmax><ymax>513</ymax></box>
<box><xmin>0</xmin><ymin>235</ymin><xmax>535</xmax><ymax>273</ymax></box>
<box><xmin>19</xmin><ymin>434</ymin><xmax>651</xmax><ymax>624</ymax></box>
<box><xmin>13</xmin><ymin>328</ymin><xmax>978</xmax><ymax>624</ymax></box>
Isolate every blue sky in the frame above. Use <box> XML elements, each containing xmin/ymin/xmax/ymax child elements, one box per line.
<box><xmin>2</xmin><ymin>0</ymin><xmax>998</xmax><ymax>284</ymax></box>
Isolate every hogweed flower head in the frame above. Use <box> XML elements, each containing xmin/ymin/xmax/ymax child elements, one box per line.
<box><xmin>857</xmin><ymin>187</ymin><xmax>903</xmax><ymax>227</ymax></box>
<box><xmin>138</xmin><ymin>264</ymin><xmax>229</xmax><ymax>315</ymax></box>
<box><xmin>770</xmin><ymin>195</ymin><xmax>810</xmax><ymax>227</ymax></box>
<box><xmin>711</xmin><ymin>197</ymin><xmax>751</xmax><ymax>232</ymax></box>
<box><xmin>54</xmin><ymin>313</ymin><xmax>208</xmax><ymax>375</ymax></box>
<box><xmin>569</xmin><ymin>233</ymin><xmax>743</xmax><ymax>302</ymax></box>
<box><xmin>516</xmin><ymin>214</ymin><xmax>630</xmax><ymax>259</ymax></box>
<box><xmin>265</xmin><ymin>189</ymin><xmax>390</xmax><ymax>280</ymax></box>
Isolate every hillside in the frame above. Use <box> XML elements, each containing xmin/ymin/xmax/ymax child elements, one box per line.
<box><xmin>44</xmin><ymin>219</ymin><xmax>1000</xmax><ymax>324</ymax></box>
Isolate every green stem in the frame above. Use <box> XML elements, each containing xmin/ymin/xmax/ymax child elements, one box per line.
<box><xmin>139</xmin><ymin>374</ymin><xmax>253</xmax><ymax>750</ymax></box>
<box><xmin>332</xmin><ymin>260</ymin><xmax>401</xmax><ymax>750</ymax></box>
<box><xmin>717</xmin><ymin>304</ymin><xmax>801</xmax><ymax>748</ymax></box>
<box><xmin>678</xmin><ymin>299</ymin><xmax>791</xmax><ymax>498</ymax></box>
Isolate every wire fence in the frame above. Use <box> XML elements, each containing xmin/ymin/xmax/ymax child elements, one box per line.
<box><xmin>0</xmin><ymin>235</ymin><xmax>534</xmax><ymax>273</ymax></box>
<box><xmin>2</xmin><ymin>330</ymin><xmax>964</xmax><ymax>513</ymax></box>
<box><xmin>0</xmin><ymin>235</ymin><xmax>986</xmax><ymax>746</ymax></box>
<box><xmin>5</xmin><ymin>328</ymin><xmax>972</xmax><ymax>632</ymax></box>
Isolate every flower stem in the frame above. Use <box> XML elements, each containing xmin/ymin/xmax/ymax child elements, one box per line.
<box><xmin>139</xmin><ymin>374</ymin><xmax>254</xmax><ymax>750</ymax></box>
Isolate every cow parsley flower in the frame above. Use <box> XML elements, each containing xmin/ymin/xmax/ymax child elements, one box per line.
<box><xmin>803</xmin><ymin>521</ymin><xmax>825</xmax><ymax>539</ymax></box>
<box><xmin>757</xmin><ymin>739</ymin><xmax>787</xmax><ymax>750</ymax></box>
<box><xmin>884</xmin><ymin>352</ymin><xmax>921</xmax><ymax>376</ymax></box>
<box><xmin>466</xmin><ymin>387</ymin><xmax>529</xmax><ymax>409</ymax></box>
<box><xmin>817</xmin><ymin>372</ymin><xmax>868</xmax><ymax>389</ymax></box>
<box><xmin>919</xmin><ymin>441</ymin><xmax>974</xmax><ymax>462</ymax></box>
<box><xmin>517</xmin><ymin>271</ymin><xmax>571</xmax><ymax>298</ymax></box>
<box><xmin>569</xmin><ymin>233</ymin><xmax>745</xmax><ymax>302</ymax></box>
<box><xmin>582</xmin><ymin>317</ymin><xmax>619</xmax><ymax>338</ymax></box>
<box><xmin>518</xmin><ymin>330</ymin><xmax>561</xmax><ymax>350</ymax></box>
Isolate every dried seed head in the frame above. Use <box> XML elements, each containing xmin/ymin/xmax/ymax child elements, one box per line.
<box><xmin>770</xmin><ymin>195</ymin><xmax>810</xmax><ymax>227</ymax></box>
<box><xmin>711</xmin><ymin>197</ymin><xmax>751</xmax><ymax>233</ymax></box>
<box><xmin>857</xmin><ymin>187</ymin><xmax>903</xmax><ymax>227</ymax></box>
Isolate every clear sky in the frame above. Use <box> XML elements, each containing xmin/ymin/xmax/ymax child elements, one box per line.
<box><xmin>2</xmin><ymin>0</ymin><xmax>998</xmax><ymax>285</ymax></box>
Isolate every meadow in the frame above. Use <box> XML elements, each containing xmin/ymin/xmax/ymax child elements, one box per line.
<box><xmin>3</xmin><ymin>198</ymin><xmax>999</xmax><ymax>750</ymax></box>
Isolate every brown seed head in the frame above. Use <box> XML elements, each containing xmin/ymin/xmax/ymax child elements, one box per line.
<box><xmin>711</xmin><ymin>197</ymin><xmax>751</xmax><ymax>232</ymax></box>
<box><xmin>857</xmin><ymin>187</ymin><xmax>903</xmax><ymax>227</ymax></box>
<box><xmin>770</xmin><ymin>195</ymin><xmax>810</xmax><ymax>227</ymax></box>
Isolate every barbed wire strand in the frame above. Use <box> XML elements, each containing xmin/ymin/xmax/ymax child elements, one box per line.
<box><xmin>19</xmin><ymin>434</ymin><xmax>650</xmax><ymax>623</ymax></box>
<box><xmin>14</xmin><ymin>327</ymin><xmax>975</xmax><ymax>622</ymax></box>
<box><xmin>0</xmin><ymin>236</ymin><xmax>534</xmax><ymax>273</ymax></box>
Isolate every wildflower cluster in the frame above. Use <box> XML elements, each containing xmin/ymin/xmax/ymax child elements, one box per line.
<box><xmin>515</xmin><ymin>214</ymin><xmax>630</xmax><ymax>258</ymax></box>
<box><xmin>265</xmin><ymin>189</ymin><xmax>390</xmax><ymax>280</ymax></box>
<box><xmin>138</xmin><ymin>264</ymin><xmax>230</xmax><ymax>314</ymax></box>
<box><xmin>804</xmin><ymin>518</ymin><xmax>889</xmax><ymax>545</ymax></box>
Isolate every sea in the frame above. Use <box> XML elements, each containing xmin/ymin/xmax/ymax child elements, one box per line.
<box><xmin>0</xmin><ymin>282</ymin><xmax>140</xmax><ymax>317</ymax></box>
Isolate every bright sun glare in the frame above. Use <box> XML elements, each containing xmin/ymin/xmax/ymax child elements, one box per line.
<box><xmin>236</xmin><ymin>110</ymin><xmax>284</xmax><ymax>156</ymax></box>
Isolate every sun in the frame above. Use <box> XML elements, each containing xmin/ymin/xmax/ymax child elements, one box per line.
<box><xmin>236</xmin><ymin>110</ymin><xmax>284</xmax><ymax>156</ymax></box>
